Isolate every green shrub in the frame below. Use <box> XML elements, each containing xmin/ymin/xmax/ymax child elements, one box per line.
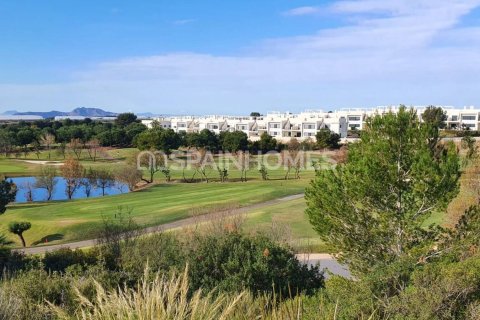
<box><xmin>319</xmin><ymin>276</ymin><xmax>377</xmax><ymax>319</ymax></box>
<box><xmin>120</xmin><ymin>233</ymin><xmax>185</xmax><ymax>276</ymax></box>
<box><xmin>385</xmin><ymin>254</ymin><xmax>480</xmax><ymax>319</ymax></box>
<box><xmin>3</xmin><ymin>269</ymin><xmax>76</xmax><ymax>319</ymax></box>
<box><xmin>0</xmin><ymin>250</ymin><xmax>39</xmax><ymax>276</ymax></box>
<box><xmin>43</xmin><ymin>248</ymin><xmax>98</xmax><ymax>273</ymax></box>
<box><xmin>186</xmin><ymin>232</ymin><xmax>324</xmax><ymax>296</ymax></box>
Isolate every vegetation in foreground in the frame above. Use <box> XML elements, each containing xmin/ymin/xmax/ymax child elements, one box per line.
<box><xmin>0</xmin><ymin>215</ymin><xmax>324</xmax><ymax>320</ymax></box>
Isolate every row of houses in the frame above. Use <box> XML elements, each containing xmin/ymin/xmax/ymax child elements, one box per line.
<box><xmin>142</xmin><ymin>111</ymin><xmax>348</xmax><ymax>141</ymax></box>
<box><xmin>141</xmin><ymin>106</ymin><xmax>480</xmax><ymax>141</ymax></box>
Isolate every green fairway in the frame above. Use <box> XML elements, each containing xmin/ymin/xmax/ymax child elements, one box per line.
<box><xmin>1</xmin><ymin>179</ymin><xmax>309</xmax><ymax>247</ymax></box>
<box><xmin>0</xmin><ymin>148</ymin><xmax>329</xmax><ymax>179</ymax></box>
<box><xmin>0</xmin><ymin>148</ymin><xmax>335</xmax><ymax>247</ymax></box>
<box><xmin>0</xmin><ymin>159</ymin><xmax>36</xmax><ymax>176</ymax></box>
<box><xmin>243</xmin><ymin>197</ymin><xmax>329</xmax><ymax>252</ymax></box>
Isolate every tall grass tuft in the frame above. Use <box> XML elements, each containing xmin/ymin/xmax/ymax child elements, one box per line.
<box><xmin>50</xmin><ymin>266</ymin><xmax>255</xmax><ymax>320</ymax></box>
<box><xmin>49</xmin><ymin>266</ymin><xmax>346</xmax><ymax>320</ymax></box>
<box><xmin>0</xmin><ymin>289</ymin><xmax>19</xmax><ymax>320</ymax></box>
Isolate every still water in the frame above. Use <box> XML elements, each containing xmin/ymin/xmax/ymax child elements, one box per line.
<box><xmin>7</xmin><ymin>176</ymin><xmax>129</xmax><ymax>203</ymax></box>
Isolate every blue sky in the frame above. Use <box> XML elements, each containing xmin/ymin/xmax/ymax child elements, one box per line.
<box><xmin>1</xmin><ymin>0</ymin><xmax>480</xmax><ymax>114</ymax></box>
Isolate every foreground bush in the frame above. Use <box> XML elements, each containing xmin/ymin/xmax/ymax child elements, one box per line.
<box><xmin>43</xmin><ymin>248</ymin><xmax>98</xmax><ymax>273</ymax></box>
<box><xmin>186</xmin><ymin>232</ymin><xmax>323</xmax><ymax>296</ymax></box>
<box><xmin>118</xmin><ymin>231</ymin><xmax>324</xmax><ymax>297</ymax></box>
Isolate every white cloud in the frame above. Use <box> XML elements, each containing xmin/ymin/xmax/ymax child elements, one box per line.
<box><xmin>282</xmin><ymin>6</ymin><xmax>321</xmax><ymax>16</ymax></box>
<box><xmin>2</xmin><ymin>0</ymin><xmax>480</xmax><ymax>113</ymax></box>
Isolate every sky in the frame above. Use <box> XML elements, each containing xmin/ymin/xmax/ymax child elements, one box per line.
<box><xmin>1</xmin><ymin>0</ymin><xmax>480</xmax><ymax>115</ymax></box>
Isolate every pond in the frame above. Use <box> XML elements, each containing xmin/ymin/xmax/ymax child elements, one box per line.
<box><xmin>7</xmin><ymin>176</ymin><xmax>129</xmax><ymax>203</ymax></box>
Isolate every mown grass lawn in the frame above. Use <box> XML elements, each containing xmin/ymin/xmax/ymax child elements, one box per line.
<box><xmin>1</xmin><ymin>178</ymin><xmax>309</xmax><ymax>247</ymax></box>
<box><xmin>243</xmin><ymin>197</ymin><xmax>329</xmax><ymax>252</ymax></box>
<box><xmin>0</xmin><ymin>159</ymin><xmax>36</xmax><ymax>176</ymax></box>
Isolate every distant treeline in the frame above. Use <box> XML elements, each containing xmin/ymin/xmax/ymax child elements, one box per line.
<box><xmin>0</xmin><ymin>113</ymin><xmax>146</xmax><ymax>151</ymax></box>
<box><xmin>0</xmin><ymin>113</ymin><xmax>341</xmax><ymax>157</ymax></box>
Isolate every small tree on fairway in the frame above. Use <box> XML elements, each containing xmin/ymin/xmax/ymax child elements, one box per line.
<box><xmin>35</xmin><ymin>166</ymin><xmax>57</xmax><ymax>201</ymax></box>
<box><xmin>81</xmin><ymin>168</ymin><xmax>98</xmax><ymax>198</ymax></box>
<box><xmin>57</xmin><ymin>142</ymin><xmax>67</xmax><ymax>159</ymax></box>
<box><xmin>0</xmin><ymin>181</ymin><xmax>17</xmax><ymax>214</ymax></box>
<box><xmin>8</xmin><ymin>221</ymin><xmax>31</xmax><ymax>247</ymax></box>
<box><xmin>138</xmin><ymin>151</ymin><xmax>166</xmax><ymax>183</ymax></box>
<box><xmin>85</xmin><ymin>138</ymin><xmax>101</xmax><ymax>161</ymax></box>
<box><xmin>97</xmin><ymin>169</ymin><xmax>114</xmax><ymax>196</ymax></box>
<box><xmin>282</xmin><ymin>138</ymin><xmax>302</xmax><ymax>180</ymax></box>
<box><xmin>115</xmin><ymin>164</ymin><xmax>142</xmax><ymax>191</ymax></box>
<box><xmin>236</xmin><ymin>151</ymin><xmax>251</xmax><ymax>182</ymax></box>
<box><xmin>306</xmin><ymin>107</ymin><xmax>460</xmax><ymax>275</ymax></box>
<box><xmin>61</xmin><ymin>157</ymin><xmax>84</xmax><ymax>199</ymax></box>
<box><xmin>68</xmin><ymin>138</ymin><xmax>83</xmax><ymax>160</ymax></box>
<box><xmin>40</xmin><ymin>133</ymin><xmax>56</xmax><ymax>160</ymax></box>
<box><xmin>32</xmin><ymin>141</ymin><xmax>41</xmax><ymax>159</ymax></box>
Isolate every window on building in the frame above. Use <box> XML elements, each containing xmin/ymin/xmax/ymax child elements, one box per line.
<box><xmin>451</xmin><ymin>115</ymin><xmax>458</xmax><ymax>121</ymax></box>
<box><xmin>348</xmin><ymin>116</ymin><xmax>361</xmax><ymax>121</ymax></box>
<box><xmin>303</xmin><ymin>124</ymin><xmax>315</xmax><ymax>129</ymax></box>
<box><xmin>462</xmin><ymin>115</ymin><xmax>476</xmax><ymax>121</ymax></box>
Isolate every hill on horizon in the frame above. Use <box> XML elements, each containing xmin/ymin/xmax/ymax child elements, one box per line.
<box><xmin>12</xmin><ymin>107</ymin><xmax>117</xmax><ymax>118</ymax></box>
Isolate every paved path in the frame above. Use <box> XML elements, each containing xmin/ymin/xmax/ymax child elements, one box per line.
<box><xmin>296</xmin><ymin>253</ymin><xmax>351</xmax><ymax>278</ymax></box>
<box><xmin>18</xmin><ymin>193</ymin><xmax>305</xmax><ymax>255</ymax></box>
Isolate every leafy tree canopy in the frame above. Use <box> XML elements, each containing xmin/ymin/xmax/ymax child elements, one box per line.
<box><xmin>115</xmin><ymin>113</ymin><xmax>138</xmax><ymax>127</ymax></box>
<box><xmin>315</xmin><ymin>128</ymin><xmax>340</xmax><ymax>149</ymax></box>
<box><xmin>306</xmin><ymin>106</ymin><xmax>460</xmax><ymax>275</ymax></box>
<box><xmin>0</xmin><ymin>180</ymin><xmax>17</xmax><ymax>214</ymax></box>
<box><xmin>422</xmin><ymin>106</ymin><xmax>447</xmax><ymax>129</ymax></box>
<box><xmin>220</xmin><ymin>131</ymin><xmax>248</xmax><ymax>152</ymax></box>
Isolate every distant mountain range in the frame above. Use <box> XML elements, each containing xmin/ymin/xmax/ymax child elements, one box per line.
<box><xmin>2</xmin><ymin>107</ymin><xmax>118</xmax><ymax>118</ymax></box>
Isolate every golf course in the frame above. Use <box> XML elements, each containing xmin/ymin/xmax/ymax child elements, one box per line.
<box><xmin>0</xmin><ymin>148</ymin><xmax>326</xmax><ymax>247</ymax></box>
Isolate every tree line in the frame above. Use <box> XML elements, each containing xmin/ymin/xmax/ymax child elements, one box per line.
<box><xmin>0</xmin><ymin>113</ymin><xmax>147</xmax><ymax>158</ymax></box>
<box><xmin>0</xmin><ymin>113</ymin><xmax>342</xmax><ymax>159</ymax></box>
<box><xmin>135</xmin><ymin>126</ymin><xmax>340</xmax><ymax>154</ymax></box>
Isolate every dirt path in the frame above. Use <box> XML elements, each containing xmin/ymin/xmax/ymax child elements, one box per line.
<box><xmin>18</xmin><ymin>193</ymin><xmax>305</xmax><ymax>255</ymax></box>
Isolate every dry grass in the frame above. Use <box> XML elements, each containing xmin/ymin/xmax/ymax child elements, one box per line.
<box><xmin>445</xmin><ymin>141</ymin><xmax>480</xmax><ymax>228</ymax></box>
<box><xmin>0</xmin><ymin>289</ymin><xmax>20</xmax><ymax>320</ymax></box>
<box><xmin>49</xmin><ymin>266</ymin><xmax>338</xmax><ymax>320</ymax></box>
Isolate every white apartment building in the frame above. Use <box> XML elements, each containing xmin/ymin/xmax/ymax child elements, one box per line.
<box><xmin>141</xmin><ymin>106</ymin><xmax>480</xmax><ymax>141</ymax></box>
<box><xmin>142</xmin><ymin>111</ymin><xmax>348</xmax><ymax>141</ymax></box>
